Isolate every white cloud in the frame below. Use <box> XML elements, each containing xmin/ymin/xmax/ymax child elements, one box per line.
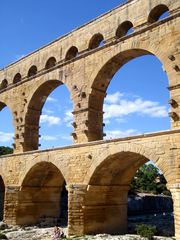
<box><xmin>105</xmin><ymin>129</ymin><xmax>139</xmax><ymax>139</ymax></box>
<box><xmin>104</xmin><ymin>93</ymin><xmax>168</xmax><ymax>119</ymax></box>
<box><xmin>105</xmin><ymin>92</ymin><xmax>123</xmax><ymax>104</ymax></box>
<box><xmin>40</xmin><ymin>114</ymin><xmax>61</xmax><ymax>126</ymax></box>
<box><xmin>61</xmin><ymin>135</ymin><xmax>72</xmax><ymax>141</ymax></box>
<box><xmin>0</xmin><ymin>132</ymin><xmax>13</xmax><ymax>142</ymax></box>
<box><xmin>40</xmin><ymin>135</ymin><xmax>58</xmax><ymax>141</ymax></box>
<box><xmin>46</xmin><ymin>97</ymin><xmax>58</xmax><ymax>103</ymax></box>
<box><xmin>43</xmin><ymin>108</ymin><xmax>54</xmax><ymax>114</ymax></box>
<box><xmin>64</xmin><ymin>110</ymin><xmax>73</xmax><ymax>127</ymax></box>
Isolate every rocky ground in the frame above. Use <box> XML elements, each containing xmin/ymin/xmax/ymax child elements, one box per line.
<box><xmin>0</xmin><ymin>224</ymin><xmax>175</xmax><ymax>240</ymax></box>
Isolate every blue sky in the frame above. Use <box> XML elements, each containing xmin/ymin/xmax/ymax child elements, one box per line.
<box><xmin>0</xmin><ymin>0</ymin><xmax>170</xmax><ymax>149</ymax></box>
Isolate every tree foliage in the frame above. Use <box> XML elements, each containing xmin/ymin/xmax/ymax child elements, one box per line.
<box><xmin>0</xmin><ymin>146</ymin><xmax>13</xmax><ymax>156</ymax></box>
<box><xmin>130</xmin><ymin>163</ymin><xmax>170</xmax><ymax>195</ymax></box>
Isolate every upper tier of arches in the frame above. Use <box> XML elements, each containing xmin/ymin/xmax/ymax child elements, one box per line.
<box><xmin>0</xmin><ymin>1</ymin><xmax>174</xmax><ymax>89</ymax></box>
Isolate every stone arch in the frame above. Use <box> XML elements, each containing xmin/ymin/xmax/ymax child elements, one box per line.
<box><xmin>84</xmin><ymin>143</ymin><xmax>162</xmax><ymax>185</ymax></box>
<box><xmin>116</xmin><ymin>21</ymin><xmax>134</xmax><ymax>38</ymax></box>
<box><xmin>28</xmin><ymin>65</ymin><xmax>37</xmax><ymax>77</ymax></box>
<box><xmin>83</xmin><ymin>143</ymin><xmax>173</xmax><ymax>234</ymax></box>
<box><xmin>23</xmin><ymin>79</ymin><xmax>72</xmax><ymax>151</ymax></box>
<box><xmin>0</xmin><ymin>175</ymin><xmax>5</xmax><ymax>221</ymax></box>
<box><xmin>87</xmin><ymin>47</ymin><xmax>170</xmax><ymax>141</ymax></box>
<box><xmin>148</xmin><ymin>4</ymin><xmax>169</xmax><ymax>23</ymax></box>
<box><xmin>17</xmin><ymin>161</ymin><xmax>67</xmax><ymax>225</ymax></box>
<box><xmin>45</xmin><ymin>56</ymin><xmax>57</xmax><ymax>69</ymax></box>
<box><xmin>88</xmin><ymin>33</ymin><xmax>104</xmax><ymax>50</ymax></box>
<box><xmin>65</xmin><ymin>46</ymin><xmax>79</xmax><ymax>61</ymax></box>
<box><xmin>0</xmin><ymin>79</ymin><xmax>8</xmax><ymax>90</ymax></box>
<box><xmin>13</xmin><ymin>73</ymin><xmax>22</xmax><ymax>84</ymax></box>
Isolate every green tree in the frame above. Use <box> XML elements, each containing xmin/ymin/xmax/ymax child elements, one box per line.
<box><xmin>0</xmin><ymin>146</ymin><xmax>13</xmax><ymax>156</ymax></box>
<box><xmin>130</xmin><ymin>163</ymin><xmax>169</xmax><ymax>195</ymax></box>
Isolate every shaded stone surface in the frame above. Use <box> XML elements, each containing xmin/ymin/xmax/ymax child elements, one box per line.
<box><xmin>128</xmin><ymin>194</ymin><xmax>173</xmax><ymax>215</ymax></box>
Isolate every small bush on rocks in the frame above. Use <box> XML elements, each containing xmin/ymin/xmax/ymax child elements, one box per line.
<box><xmin>0</xmin><ymin>223</ymin><xmax>8</xmax><ymax>231</ymax></box>
<box><xmin>136</xmin><ymin>224</ymin><xmax>156</xmax><ymax>240</ymax></box>
<box><xmin>0</xmin><ymin>233</ymin><xmax>8</xmax><ymax>239</ymax></box>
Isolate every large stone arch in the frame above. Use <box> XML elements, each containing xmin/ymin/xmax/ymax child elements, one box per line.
<box><xmin>23</xmin><ymin>76</ymin><xmax>73</xmax><ymax>151</ymax></box>
<box><xmin>84</xmin><ymin>143</ymin><xmax>167</xmax><ymax>184</ymax></box>
<box><xmin>17</xmin><ymin>161</ymin><xmax>67</xmax><ymax>225</ymax></box>
<box><xmin>82</xmin><ymin>143</ymin><xmax>174</xmax><ymax>234</ymax></box>
<box><xmin>85</xmin><ymin>42</ymin><xmax>172</xmax><ymax>141</ymax></box>
<box><xmin>18</xmin><ymin>155</ymin><xmax>68</xmax><ymax>187</ymax></box>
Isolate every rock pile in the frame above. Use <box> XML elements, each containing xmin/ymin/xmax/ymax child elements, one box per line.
<box><xmin>0</xmin><ymin>225</ymin><xmax>175</xmax><ymax>240</ymax></box>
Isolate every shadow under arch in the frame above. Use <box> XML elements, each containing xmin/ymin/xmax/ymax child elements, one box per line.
<box><xmin>0</xmin><ymin>176</ymin><xmax>5</xmax><ymax>221</ymax></box>
<box><xmin>87</xmin><ymin>48</ymin><xmax>170</xmax><ymax>141</ymax></box>
<box><xmin>148</xmin><ymin>4</ymin><xmax>169</xmax><ymax>24</ymax></box>
<box><xmin>0</xmin><ymin>101</ymin><xmax>8</xmax><ymax>112</ymax></box>
<box><xmin>17</xmin><ymin>161</ymin><xmax>68</xmax><ymax>226</ymax></box>
<box><xmin>65</xmin><ymin>46</ymin><xmax>79</xmax><ymax>61</ymax></box>
<box><xmin>24</xmin><ymin>79</ymin><xmax>72</xmax><ymax>151</ymax></box>
<box><xmin>116</xmin><ymin>21</ymin><xmax>134</xmax><ymax>38</ymax></box>
<box><xmin>88</xmin><ymin>33</ymin><xmax>104</xmax><ymax>50</ymax></box>
<box><xmin>83</xmin><ymin>144</ymin><xmax>174</xmax><ymax>235</ymax></box>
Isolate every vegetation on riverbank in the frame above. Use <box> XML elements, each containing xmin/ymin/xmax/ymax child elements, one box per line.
<box><xmin>130</xmin><ymin>164</ymin><xmax>170</xmax><ymax>195</ymax></box>
<box><xmin>0</xmin><ymin>147</ymin><xmax>13</xmax><ymax>156</ymax></box>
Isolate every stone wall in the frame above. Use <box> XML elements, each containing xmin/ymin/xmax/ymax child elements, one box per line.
<box><xmin>0</xmin><ymin>129</ymin><xmax>179</xmax><ymax>237</ymax></box>
<box><xmin>0</xmin><ymin>0</ymin><xmax>179</xmax><ymax>152</ymax></box>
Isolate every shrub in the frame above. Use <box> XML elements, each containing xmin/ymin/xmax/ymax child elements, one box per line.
<box><xmin>0</xmin><ymin>233</ymin><xmax>8</xmax><ymax>239</ymax></box>
<box><xmin>136</xmin><ymin>224</ymin><xmax>156</xmax><ymax>240</ymax></box>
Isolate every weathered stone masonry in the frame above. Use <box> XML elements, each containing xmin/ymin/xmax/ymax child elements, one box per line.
<box><xmin>0</xmin><ymin>0</ymin><xmax>180</xmax><ymax>238</ymax></box>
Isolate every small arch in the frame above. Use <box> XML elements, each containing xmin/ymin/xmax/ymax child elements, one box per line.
<box><xmin>45</xmin><ymin>57</ymin><xmax>56</xmax><ymax>69</ymax></box>
<box><xmin>65</xmin><ymin>46</ymin><xmax>79</xmax><ymax>61</ymax></box>
<box><xmin>28</xmin><ymin>65</ymin><xmax>37</xmax><ymax>77</ymax></box>
<box><xmin>89</xmin><ymin>33</ymin><xmax>104</xmax><ymax>50</ymax></box>
<box><xmin>0</xmin><ymin>79</ymin><xmax>8</xmax><ymax>90</ymax></box>
<box><xmin>13</xmin><ymin>73</ymin><xmax>21</xmax><ymax>84</ymax></box>
<box><xmin>148</xmin><ymin>4</ymin><xmax>169</xmax><ymax>23</ymax></box>
<box><xmin>116</xmin><ymin>21</ymin><xmax>134</xmax><ymax>38</ymax></box>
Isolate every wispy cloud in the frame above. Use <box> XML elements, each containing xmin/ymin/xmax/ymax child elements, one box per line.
<box><xmin>105</xmin><ymin>129</ymin><xmax>139</xmax><ymax>139</ymax></box>
<box><xmin>64</xmin><ymin>109</ymin><xmax>73</xmax><ymax>122</ymax></box>
<box><xmin>63</xmin><ymin>109</ymin><xmax>73</xmax><ymax>127</ymax></box>
<box><xmin>40</xmin><ymin>134</ymin><xmax>72</xmax><ymax>143</ymax></box>
<box><xmin>105</xmin><ymin>92</ymin><xmax>123</xmax><ymax>104</ymax></box>
<box><xmin>40</xmin><ymin>114</ymin><xmax>61</xmax><ymax>126</ymax></box>
<box><xmin>60</xmin><ymin>135</ymin><xmax>72</xmax><ymax>141</ymax></box>
<box><xmin>43</xmin><ymin>108</ymin><xmax>54</xmax><ymax>114</ymax></box>
<box><xmin>40</xmin><ymin>135</ymin><xmax>58</xmax><ymax>141</ymax></box>
<box><xmin>104</xmin><ymin>92</ymin><xmax>168</xmax><ymax>119</ymax></box>
<box><xmin>46</xmin><ymin>97</ymin><xmax>58</xmax><ymax>103</ymax></box>
<box><xmin>0</xmin><ymin>132</ymin><xmax>13</xmax><ymax>142</ymax></box>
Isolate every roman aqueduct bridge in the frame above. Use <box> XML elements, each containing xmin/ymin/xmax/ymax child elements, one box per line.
<box><xmin>0</xmin><ymin>0</ymin><xmax>180</xmax><ymax>238</ymax></box>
